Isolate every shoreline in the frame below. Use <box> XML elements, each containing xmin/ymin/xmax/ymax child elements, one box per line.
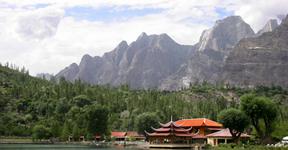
<box><xmin>0</xmin><ymin>138</ymin><xmax>149</xmax><ymax>149</ymax></box>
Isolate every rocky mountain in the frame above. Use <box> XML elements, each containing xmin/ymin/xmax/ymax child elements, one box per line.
<box><xmin>221</xmin><ymin>15</ymin><xmax>288</xmax><ymax>87</ymax></box>
<box><xmin>256</xmin><ymin>19</ymin><xmax>278</xmax><ymax>36</ymax></box>
<box><xmin>56</xmin><ymin>63</ymin><xmax>79</xmax><ymax>81</ymax></box>
<box><xmin>160</xmin><ymin>16</ymin><xmax>255</xmax><ymax>90</ymax></box>
<box><xmin>197</xmin><ymin>16</ymin><xmax>255</xmax><ymax>52</ymax></box>
<box><xmin>56</xmin><ymin>33</ymin><xmax>192</xmax><ymax>89</ymax></box>
<box><xmin>56</xmin><ymin>15</ymin><xmax>288</xmax><ymax>90</ymax></box>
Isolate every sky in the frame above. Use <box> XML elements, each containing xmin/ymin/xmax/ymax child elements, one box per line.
<box><xmin>0</xmin><ymin>0</ymin><xmax>287</xmax><ymax>75</ymax></box>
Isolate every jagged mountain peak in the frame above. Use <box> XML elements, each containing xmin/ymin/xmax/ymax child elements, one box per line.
<box><xmin>117</xmin><ymin>40</ymin><xmax>128</xmax><ymax>48</ymax></box>
<box><xmin>221</xmin><ymin>13</ymin><xmax>288</xmax><ymax>88</ymax></box>
<box><xmin>134</xmin><ymin>32</ymin><xmax>176</xmax><ymax>46</ymax></box>
<box><xmin>56</xmin><ymin>14</ymin><xmax>288</xmax><ymax>90</ymax></box>
<box><xmin>159</xmin><ymin>33</ymin><xmax>170</xmax><ymax>38</ymax></box>
<box><xmin>56</xmin><ymin>31</ymin><xmax>190</xmax><ymax>89</ymax></box>
<box><xmin>101</xmin><ymin>40</ymin><xmax>129</xmax><ymax>65</ymax></box>
<box><xmin>137</xmin><ymin>32</ymin><xmax>148</xmax><ymax>41</ymax></box>
<box><xmin>215</xmin><ymin>16</ymin><xmax>243</xmax><ymax>25</ymax></box>
<box><xmin>56</xmin><ymin>62</ymin><xmax>79</xmax><ymax>81</ymax></box>
<box><xmin>82</xmin><ymin>54</ymin><xmax>92</xmax><ymax>59</ymax></box>
<box><xmin>70</xmin><ymin>63</ymin><xmax>79</xmax><ymax>68</ymax></box>
<box><xmin>198</xmin><ymin>15</ymin><xmax>254</xmax><ymax>52</ymax></box>
<box><xmin>112</xmin><ymin>40</ymin><xmax>129</xmax><ymax>55</ymax></box>
<box><xmin>81</xmin><ymin>54</ymin><xmax>93</xmax><ymax>63</ymax></box>
<box><xmin>257</xmin><ymin>19</ymin><xmax>278</xmax><ymax>35</ymax></box>
<box><xmin>136</xmin><ymin>32</ymin><xmax>172</xmax><ymax>40</ymax></box>
<box><xmin>158</xmin><ymin>33</ymin><xmax>175</xmax><ymax>42</ymax></box>
<box><xmin>128</xmin><ymin>32</ymin><xmax>179</xmax><ymax>53</ymax></box>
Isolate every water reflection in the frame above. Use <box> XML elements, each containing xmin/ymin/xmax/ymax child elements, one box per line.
<box><xmin>0</xmin><ymin>144</ymin><xmax>142</xmax><ymax>150</ymax></box>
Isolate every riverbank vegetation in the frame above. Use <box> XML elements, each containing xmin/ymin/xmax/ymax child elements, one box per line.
<box><xmin>213</xmin><ymin>144</ymin><xmax>288</xmax><ymax>150</ymax></box>
<box><xmin>1</xmin><ymin>64</ymin><xmax>288</xmax><ymax>144</ymax></box>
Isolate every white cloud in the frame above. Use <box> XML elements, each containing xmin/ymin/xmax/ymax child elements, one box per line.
<box><xmin>229</xmin><ymin>0</ymin><xmax>288</xmax><ymax>31</ymax></box>
<box><xmin>16</xmin><ymin>8</ymin><xmax>64</xmax><ymax>40</ymax></box>
<box><xmin>0</xmin><ymin>0</ymin><xmax>287</xmax><ymax>75</ymax></box>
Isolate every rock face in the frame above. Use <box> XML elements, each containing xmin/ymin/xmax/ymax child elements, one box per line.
<box><xmin>56</xmin><ymin>15</ymin><xmax>288</xmax><ymax>90</ymax></box>
<box><xmin>160</xmin><ymin>16</ymin><xmax>255</xmax><ymax>90</ymax></box>
<box><xmin>56</xmin><ymin>33</ymin><xmax>192</xmax><ymax>89</ymax></box>
<box><xmin>56</xmin><ymin>63</ymin><xmax>79</xmax><ymax>81</ymax></box>
<box><xmin>221</xmin><ymin>15</ymin><xmax>288</xmax><ymax>87</ymax></box>
<box><xmin>256</xmin><ymin>19</ymin><xmax>278</xmax><ymax>36</ymax></box>
<box><xmin>197</xmin><ymin>16</ymin><xmax>255</xmax><ymax>52</ymax></box>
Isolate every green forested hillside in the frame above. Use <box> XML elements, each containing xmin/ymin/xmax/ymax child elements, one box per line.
<box><xmin>0</xmin><ymin>64</ymin><xmax>288</xmax><ymax>142</ymax></box>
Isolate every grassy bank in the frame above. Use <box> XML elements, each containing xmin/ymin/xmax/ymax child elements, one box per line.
<box><xmin>213</xmin><ymin>144</ymin><xmax>288</xmax><ymax>150</ymax></box>
<box><xmin>0</xmin><ymin>136</ymin><xmax>32</xmax><ymax>143</ymax></box>
<box><xmin>0</xmin><ymin>136</ymin><xmax>52</xmax><ymax>144</ymax></box>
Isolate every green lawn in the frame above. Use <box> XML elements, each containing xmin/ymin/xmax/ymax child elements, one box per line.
<box><xmin>0</xmin><ymin>136</ymin><xmax>33</xmax><ymax>143</ymax></box>
<box><xmin>213</xmin><ymin>144</ymin><xmax>288</xmax><ymax>150</ymax></box>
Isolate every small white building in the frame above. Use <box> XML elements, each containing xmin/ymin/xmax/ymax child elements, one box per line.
<box><xmin>206</xmin><ymin>128</ymin><xmax>250</xmax><ymax>146</ymax></box>
<box><xmin>282</xmin><ymin>136</ymin><xmax>288</xmax><ymax>144</ymax></box>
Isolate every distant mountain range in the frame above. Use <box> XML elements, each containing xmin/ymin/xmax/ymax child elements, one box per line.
<box><xmin>55</xmin><ymin>15</ymin><xmax>288</xmax><ymax>90</ymax></box>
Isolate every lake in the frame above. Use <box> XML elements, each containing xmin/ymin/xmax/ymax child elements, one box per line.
<box><xmin>0</xmin><ymin>144</ymin><xmax>141</xmax><ymax>150</ymax></box>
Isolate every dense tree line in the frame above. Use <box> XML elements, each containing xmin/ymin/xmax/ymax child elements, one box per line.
<box><xmin>0</xmin><ymin>64</ymin><xmax>288</xmax><ymax>143</ymax></box>
<box><xmin>218</xmin><ymin>94</ymin><xmax>279</xmax><ymax>144</ymax></box>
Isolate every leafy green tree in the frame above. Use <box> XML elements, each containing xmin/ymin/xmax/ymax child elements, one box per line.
<box><xmin>61</xmin><ymin>121</ymin><xmax>72</xmax><ymax>141</ymax></box>
<box><xmin>72</xmin><ymin>95</ymin><xmax>91</xmax><ymax>107</ymax></box>
<box><xmin>240</xmin><ymin>94</ymin><xmax>278</xmax><ymax>141</ymax></box>
<box><xmin>218</xmin><ymin>108</ymin><xmax>250</xmax><ymax>142</ymax></box>
<box><xmin>135</xmin><ymin>112</ymin><xmax>159</xmax><ymax>135</ymax></box>
<box><xmin>32</xmin><ymin>125</ymin><xmax>51</xmax><ymax>141</ymax></box>
<box><xmin>55</xmin><ymin>98</ymin><xmax>70</xmax><ymax>114</ymax></box>
<box><xmin>50</xmin><ymin>120</ymin><xmax>61</xmax><ymax>138</ymax></box>
<box><xmin>72</xmin><ymin>123</ymin><xmax>81</xmax><ymax>141</ymax></box>
<box><xmin>1</xmin><ymin>64</ymin><xmax>288</xmax><ymax>144</ymax></box>
<box><xmin>84</xmin><ymin>104</ymin><xmax>109</xmax><ymax>136</ymax></box>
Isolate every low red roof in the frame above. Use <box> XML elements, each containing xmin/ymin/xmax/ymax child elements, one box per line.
<box><xmin>95</xmin><ymin>133</ymin><xmax>101</xmax><ymax>139</ymax></box>
<box><xmin>175</xmin><ymin>118</ymin><xmax>223</xmax><ymax>128</ymax></box>
<box><xmin>206</xmin><ymin>128</ymin><xmax>250</xmax><ymax>138</ymax></box>
<box><xmin>111</xmin><ymin>132</ymin><xmax>127</xmax><ymax>138</ymax></box>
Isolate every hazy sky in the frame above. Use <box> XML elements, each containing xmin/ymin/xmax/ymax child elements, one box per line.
<box><xmin>0</xmin><ymin>0</ymin><xmax>287</xmax><ymax>75</ymax></box>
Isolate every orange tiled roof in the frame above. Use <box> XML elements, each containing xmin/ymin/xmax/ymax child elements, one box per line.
<box><xmin>175</xmin><ymin>118</ymin><xmax>223</xmax><ymax>127</ymax></box>
<box><xmin>206</xmin><ymin>128</ymin><xmax>250</xmax><ymax>138</ymax></box>
<box><xmin>111</xmin><ymin>132</ymin><xmax>127</xmax><ymax>138</ymax></box>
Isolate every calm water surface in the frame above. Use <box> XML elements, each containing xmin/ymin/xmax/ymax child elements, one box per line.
<box><xmin>0</xmin><ymin>144</ymin><xmax>141</xmax><ymax>150</ymax></box>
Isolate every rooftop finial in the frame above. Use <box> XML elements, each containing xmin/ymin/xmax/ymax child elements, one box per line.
<box><xmin>170</xmin><ymin>115</ymin><xmax>173</xmax><ymax>122</ymax></box>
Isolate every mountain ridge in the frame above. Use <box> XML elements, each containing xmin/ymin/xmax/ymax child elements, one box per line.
<box><xmin>221</xmin><ymin>15</ymin><xmax>288</xmax><ymax>87</ymax></box>
<box><xmin>55</xmin><ymin>15</ymin><xmax>288</xmax><ymax>90</ymax></box>
<box><xmin>56</xmin><ymin>32</ymin><xmax>192</xmax><ymax>89</ymax></box>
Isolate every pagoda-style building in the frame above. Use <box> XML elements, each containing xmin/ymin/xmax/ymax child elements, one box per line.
<box><xmin>175</xmin><ymin>118</ymin><xmax>223</xmax><ymax>143</ymax></box>
<box><xmin>145</xmin><ymin>120</ymin><xmax>199</xmax><ymax>148</ymax></box>
<box><xmin>175</xmin><ymin>118</ymin><xmax>223</xmax><ymax>135</ymax></box>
